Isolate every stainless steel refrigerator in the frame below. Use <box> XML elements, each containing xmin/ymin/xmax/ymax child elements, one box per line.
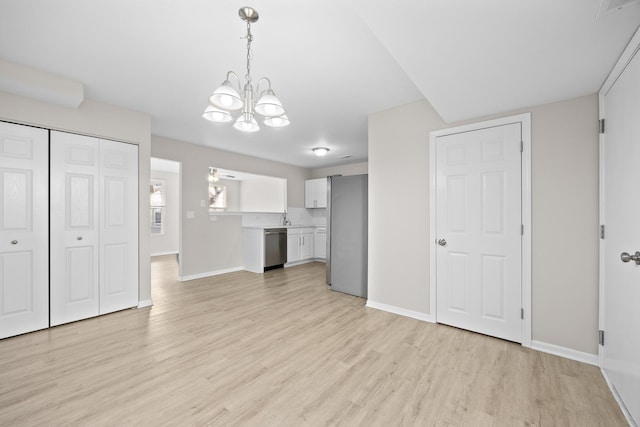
<box><xmin>326</xmin><ymin>174</ymin><xmax>368</xmax><ymax>298</ymax></box>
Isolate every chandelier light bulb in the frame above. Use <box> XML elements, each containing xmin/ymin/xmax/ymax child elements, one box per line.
<box><xmin>202</xmin><ymin>105</ymin><xmax>232</xmax><ymax>123</ymax></box>
<box><xmin>233</xmin><ymin>113</ymin><xmax>260</xmax><ymax>133</ymax></box>
<box><xmin>264</xmin><ymin>114</ymin><xmax>290</xmax><ymax>128</ymax></box>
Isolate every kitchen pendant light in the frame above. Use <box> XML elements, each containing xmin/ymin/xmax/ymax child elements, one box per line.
<box><xmin>202</xmin><ymin>7</ymin><xmax>289</xmax><ymax>131</ymax></box>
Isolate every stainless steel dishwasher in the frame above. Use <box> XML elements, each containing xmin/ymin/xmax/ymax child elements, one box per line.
<box><xmin>264</xmin><ymin>228</ymin><xmax>287</xmax><ymax>271</ymax></box>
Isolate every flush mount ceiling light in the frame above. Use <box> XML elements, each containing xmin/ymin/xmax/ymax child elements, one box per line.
<box><xmin>202</xmin><ymin>7</ymin><xmax>289</xmax><ymax>132</ymax></box>
<box><xmin>312</xmin><ymin>147</ymin><xmax>330</xmax><ymax>157</ymax></box>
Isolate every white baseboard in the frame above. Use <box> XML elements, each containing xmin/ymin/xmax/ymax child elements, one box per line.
<box><xmin>531</xmin><ymin>340</ymin><xmax>599</xmax><ymax>366</ymax></box>
<box><xmin>179</xmin><ymin>266</ymin><xmax>244</xmax><ymax>282</ymax></box>
<box><xmin>151</xmin><ymin>251</ymin><xmax>178</xmax><ymax>257</ymax></box>
<box><xmin>601</xmin><ymin>368</ymin><xmax>637</xmax><ymax>426</ymax></box>
<box><xmin>137</xmin><ymin>299</ymin><xmax>153</xmax><ymax>308</ymax></box>
<box><xmin>284</xmin><ymin>259</ymin><xmax>315</xmax><ymax>268</ymax></box>
<box><xmin>366</xmin><ymin>300</ymin><xmax>435</xmax><ymax>323</ymax></box>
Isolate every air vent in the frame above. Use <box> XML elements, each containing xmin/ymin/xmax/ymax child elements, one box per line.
<box><xmin>597</xmin><ymin>0</ymin><xmax>640</xmax><ymax>18</ymax></box>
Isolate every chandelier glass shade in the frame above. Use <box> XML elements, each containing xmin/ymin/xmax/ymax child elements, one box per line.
<box><xmin>203</xmin><ymin>7</ymin><xmax>289</xmax><ymax>132</ymax></box>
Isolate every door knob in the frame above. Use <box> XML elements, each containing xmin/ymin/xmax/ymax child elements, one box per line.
<box><xmin>437</xmin><ymin>239</ymin><xmax>447</xmax><ymax>246</ymax></box>
<box><xmin>620</xmin><ymin>251</ymin><xmax>640</xmax><ymax>265</ymax></box>
<box><xmin>11</xmin><ymin>240</ymin><xmax>17</xmax><ymax>245</ymax></box>
<box><xmin>77</xmin><ymin>236</ymin><xmax>83</xmax><ymax>240</ymax></box>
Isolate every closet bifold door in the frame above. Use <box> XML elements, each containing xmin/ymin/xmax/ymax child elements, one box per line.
<box><xmin>51</xmin><ymin>132</ymin><xmax>139</xmax><ymax>326</ymax></box>
<box><xmin>50</xmin><ymin>131</ymin><xmax>100</xmax><ymax>326</ymax></box>
<box><xmin>98</xmin><ymin>138</ymin><xmax>138</xmax><ymax>315</ymax></box>
<box><xmin>0</xmin><ymin>122</ymin><xmax>49</xmax><ymax>339</ymax></box>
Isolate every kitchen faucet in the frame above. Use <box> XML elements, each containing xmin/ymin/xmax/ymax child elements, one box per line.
<box><xmin>282</xmin><ymin>212</ymin><xmax>291</xmax><ymax>226</ymax></box>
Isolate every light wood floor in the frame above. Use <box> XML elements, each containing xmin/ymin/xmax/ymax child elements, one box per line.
<box><xmin>0</xmin><ymin>256</ymin><xmax>627</xmax><ymax>426</ymax></box>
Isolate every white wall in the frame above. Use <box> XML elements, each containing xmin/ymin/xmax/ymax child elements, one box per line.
<box><xmin>0</xmin><ymin>91</ymin><xmax>152</xmax><ymax>304</ymax></box>
<box><xmin>150</xmin><ymin>170</ymin><xmax>179</xmax><ymax>256</ymax></box>
<box><xmin>368</xmin><ymin>94</ymin><xmax>599</xmax><ymax>355</ymax></box>
<box><xmin>150</xmin><ymin>135</ymin><xmax>310</xmax><ymax>278</ymax></box>
<box><xmin>310</xmin><ymin>161</ymin><xmax>368</xmax><ymax>178</ymax></box>
<box><xmin>239</xmin><ymin>176</ymin><xmax>287</xmax><ymax>213</ymax></box>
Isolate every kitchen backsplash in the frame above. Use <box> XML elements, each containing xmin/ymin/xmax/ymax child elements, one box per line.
<box><xmin>242</xmin><ymin>207</ymin><xmax>326</xmax><ymax>227</ymax></box>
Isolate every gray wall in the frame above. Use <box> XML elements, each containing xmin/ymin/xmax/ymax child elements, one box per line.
<box><xmin>368</xmin><ymin>94</ymin><xmax>599</xmax><ymax>355</ymax></box>
<box><xmin>0</xmin><ymin>91</ymin><xmax>153</xmax><ymax>304</ymax></box>
<box><xmin>151</xmin><ymin>135</ymin><xmax>310</xmax><ymax>278</ymax></box>
<box><xmin>150</xmin><ymin>170</ymin><xmax>180</xmax><ymax>256</ymax></box>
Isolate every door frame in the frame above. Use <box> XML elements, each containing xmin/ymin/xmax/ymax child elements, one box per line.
<box><xmin>429</xmin><ymin>113</ymin><xmax>532</xmax><ymax>347</ymax></box>
<box><xmin>597</xmin><ymin>26</ymin><xmax>640</xmax><ymax>426</ymax></box>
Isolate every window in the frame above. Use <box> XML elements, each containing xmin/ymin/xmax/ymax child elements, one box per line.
<box><xmin>150</xmin><ymin>179</ymin><xmax>166</xmax><ymax>235</ymax></box>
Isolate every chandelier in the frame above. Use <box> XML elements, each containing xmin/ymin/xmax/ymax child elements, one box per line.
<box><xmin>202</xmin><ymin>6</ymin><xmax>290</xmax><ymax>133</ymax></box>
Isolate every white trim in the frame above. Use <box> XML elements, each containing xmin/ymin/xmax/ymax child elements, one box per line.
<box><xmin>428</xmin><ymin>113</ymin><xmax>532</xmax><ymax>347</ymax></box>
<box><xmin>151</xmin><ymin>251</ymin><xmax>178</xmax><ymax>257</ymax></box>
<box><xmin>284</xmin><ymin>259</ymin><xmax>315</xmax><ymax>268</ymax></box>
<box><xmin>600</xmin><ymin>26</ymin><xmax>640</xmax><ymax>96</ymax></box>
<box><xmin>601</xmin><ymin>368</ymin><xmax>638</xmax><ymax>427</ymax></box>
<box><xmin>179</xmin><ymin>266</ymin><xmax>244</xmax><ymax>281</ymax></box>
<box><xmin>137</xmin><ymin>299</ymin><xmax>153</xmax><ymax>308</ymax></box>
<box><xmin>366</xmin><ymin>300</ymin><xmax>435</xmax><ymax>323</ymax></box>
<box><xmin>598</xmin><ymin>91</ymin><xmax>606</xmax><ymax>368</ymax></box>
<box><xmin>531</xmin><ymin>340</ymin><xmax>599</xmax><ymax>366</ymax></box>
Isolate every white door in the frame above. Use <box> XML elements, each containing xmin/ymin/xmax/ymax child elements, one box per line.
<box><xmin>99</xmin><ymin>138</ymin><xmax>138</xmax><ymax>315</ymax></box>
<box><xmin>601</xmin><ymin>45</ymin><xmax>640</xmax><ymax>423</ymax></box>
<box><xmin>436</xmin><ymin>123</ymin><xmax>522</xmax><ymax>342</ymax></box>
<box><xmin>50</xmin><ymin>131</ymin><xmax>100</xmax><ymax>326</ymax></box>
<box><xmin>0</xmin><ymin>122</ymin><xmax>48</xmax><ymax>339</ymax></box>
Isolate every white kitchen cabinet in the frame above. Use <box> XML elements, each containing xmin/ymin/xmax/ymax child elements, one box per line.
<box><xmin>287</xmin><ymin>232</ymin><xmax>301</xmax><ymax>263</ymax></box>
<box><xmin>0</xmin><ymin>122</ymin><xmax>49</xmax><ymax>339</ymax></box>
<box><xmin>50</xmin><ymin>131</ymin><xmax>138</xmax><ymax>326</ymax></box>
<box><xmin>315</xmin><ymin>227</ymin><xmax>326</xmax><ymax>260</ymax></box>
<box><xmin>305</xmin><ymin>178</ymin><xmax>327</xmax><ymax>208</ymax></box>
<box><xmin>300</xmin><ymin>229</ymin><xmax>314</xmax><ymax>260</ymax></box>
<box><xmin>286</xmin><ymin>227</ymin><xmax>314</xmax><ymax>264</ymax></box>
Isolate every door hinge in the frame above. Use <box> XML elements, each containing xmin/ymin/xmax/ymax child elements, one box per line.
<box><xmin>600</xmin><ymin>224</ymin><xmax>605</xmax><ymax>240</ymax></box>
<box><xmin>599</xmin><ymin>118</ymin><xmax>605</xmax><ymax>134</ymax></box>
<box><xmin>521</xmin><ymin>308</ymin><xmax>524</xmax><ymax>319</ymax></box>
<box><xmin>599</xmin><ymin>330</ymin><xmax>605</xmax><ymax>346</ymax></box>
<box><xmin>520</xmin><ymin>141</ymin><xmax>524</xmax><ymax>152</ymax></box>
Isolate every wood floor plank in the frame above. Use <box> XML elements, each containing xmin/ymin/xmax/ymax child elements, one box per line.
<box><xmin>0</xmin><ymin>256</ymin><xmax>628</xmax><ymax>426</ymax></box>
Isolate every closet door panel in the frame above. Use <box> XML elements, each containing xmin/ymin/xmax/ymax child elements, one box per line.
<box><xmin>50</xmin><ymin>131</ymin><xmax>100</xmax><ymax>326</ymax></box>
<box><xmin>99</xmin><ymin>139</ymin><xmax>138</xmax><ymax>314</ymax></box>
<box><xmin>0</xmin><ymin>122</ymin><xmax>48</xmax><ymax>339</ymax></box>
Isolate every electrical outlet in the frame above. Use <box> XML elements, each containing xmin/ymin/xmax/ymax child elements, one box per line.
<box><xmin>200</xmin><ymin>200</ymin><xmax>205</xmax><ymax>207</ymax></box>
<box><xmin>186</xmin><ymin>211</ymin><xmax>195</xmax><ymax>219</ymax></box>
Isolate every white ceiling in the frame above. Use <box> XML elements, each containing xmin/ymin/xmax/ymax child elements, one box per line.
<box><xmin>1</xmin><ymin>0</ymin><xmax>639</xmax><ymax>168</ymax></box>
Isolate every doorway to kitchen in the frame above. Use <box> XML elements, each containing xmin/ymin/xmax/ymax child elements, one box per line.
<box><xmin>429</xmin><ymin>113</ymin><xmax>532</xmax><ymax>346</ymax></box>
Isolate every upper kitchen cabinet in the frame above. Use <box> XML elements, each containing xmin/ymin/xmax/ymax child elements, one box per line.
<box><xmin>208</xmin><ymin>167</ymin><xmax>287</xmax><ymax>213</ymax></box>
<box><xmin>305</xmin><ymin>178</ymin><xmax>327</xmax><ymax>208</ymax></box>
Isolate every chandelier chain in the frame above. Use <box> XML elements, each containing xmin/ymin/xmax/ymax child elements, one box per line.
<box><xmin>245</xmin><ymin>21</ymin><xmax>253</xmax><ymax>85</ymax></box>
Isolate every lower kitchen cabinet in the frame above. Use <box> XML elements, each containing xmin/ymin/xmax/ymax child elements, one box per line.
<box><xmin>315</xmin><ymin>227</ymin><xmax>326</xmax><ymax>260</ymax></box>
<box><xmin>287</xmin><ymin>227</ymin><xmax>314</xmax><ymax>264</ymax></box>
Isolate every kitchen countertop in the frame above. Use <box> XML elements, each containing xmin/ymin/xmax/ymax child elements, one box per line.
<box><xmin>242</xmin><ymin>224</ymin><xmax>326</xmax><ymax>230</ymax></box>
